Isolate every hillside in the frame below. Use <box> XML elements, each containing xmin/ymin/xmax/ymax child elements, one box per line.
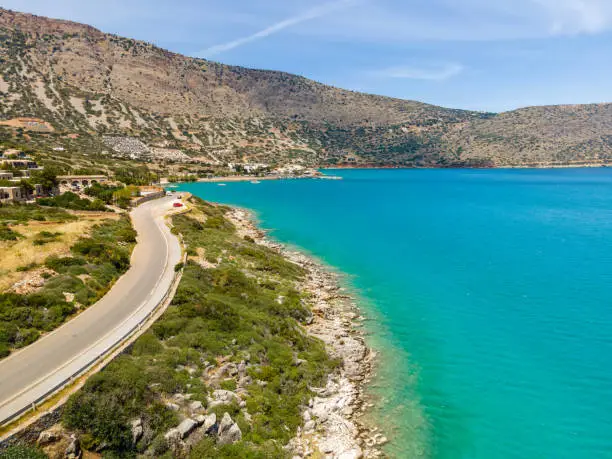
<box><xmin>2</xmin><ymin>7</ymin><xmax>612</xmax><ymax>167</ymax></box>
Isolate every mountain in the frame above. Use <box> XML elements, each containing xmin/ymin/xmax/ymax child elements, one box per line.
<box><xmin>1</xmin><ymin>7</ymin><xmax>612</xmax><ymax>168</ymax></box>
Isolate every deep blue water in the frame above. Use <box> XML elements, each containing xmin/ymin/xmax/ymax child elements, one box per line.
<box><xmin>177</xmin><ymin>169</ymin><xmax>612</xmax><ymax>458</ymax></box>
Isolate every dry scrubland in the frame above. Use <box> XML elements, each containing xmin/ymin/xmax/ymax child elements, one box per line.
<box><xmin>0</xmin><ymin>203</ymin><xmax>136</xmax><ymax>358</ymax></box>
<box><xmin>3</xmin><ymin>7</ymin><xmax>612</xmax><ymax>168</ymax></box>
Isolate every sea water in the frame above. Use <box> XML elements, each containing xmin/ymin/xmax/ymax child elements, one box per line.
<box><xmin>177</xmin><ymin>169</ymin><xmax>612</xmax><ymax>459</ymax></box>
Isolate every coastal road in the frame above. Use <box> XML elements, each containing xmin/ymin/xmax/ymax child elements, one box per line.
<box><xmin>0</xmin><ymin>196</ymin><xmax>183</xmax><ymax>426</ymax></box>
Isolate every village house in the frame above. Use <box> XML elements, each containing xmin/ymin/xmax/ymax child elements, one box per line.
<box><xmin>0</xmin><ymin>186</ymin><xmax>26</xmax><ymax>203</ymax></box>
<box><xmin>0</xmin><ymin>159</ymin><xmax>39</xmax><ymax>169</ymax></box>
<box><xmin>0</xmin><ymin>149</ymin><xmax>27</xmax><ymax>159</ymax></box>
<box><xmin>0</xmin><ymin>171</ymin><xmax>13</xmax><ymax>180</ymax></box>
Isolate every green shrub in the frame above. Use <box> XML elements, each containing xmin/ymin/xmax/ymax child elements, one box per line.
<box><xmin>0</xmin><ymin>222</ymin><xmax>22</xmax><ymax>241</ymax></box>
<box><xmin>37</xmin><ymin>192</ymin><xmax>110</xmax><ymax>212</ymax></box>
<box><xmin>32</xmin><ymin>231</ymin><xmax>62</xmax><ymax>246</ymax></box>
<box><xmin>0</xmin><ymin>445</ymin><xmax>48</xmax><ymax>459</ymax></box>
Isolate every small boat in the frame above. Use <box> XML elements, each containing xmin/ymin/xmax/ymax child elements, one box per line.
<box><xmin>251</xmin><ymin>180</ymin><xmax>261</xmax><ymax>184</ymax></box>
<box><xmin>218</xmin><ymin>183</ymin><xmax>227</xmax><ymax>186</ymax></box>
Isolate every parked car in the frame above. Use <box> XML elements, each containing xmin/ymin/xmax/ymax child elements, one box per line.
<box><xmin>173</xmin><ymin>202</ymin><xmax>183</xmax><ymax>208</ymax></box>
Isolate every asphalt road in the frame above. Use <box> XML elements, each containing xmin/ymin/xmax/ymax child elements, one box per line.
<box><xmin>0</xmin><ymin>196</ymin><xmax>182</xmax><ymax>425</ymax></box>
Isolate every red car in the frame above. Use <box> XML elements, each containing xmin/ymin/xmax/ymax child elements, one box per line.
<box><xmin>173</xmin><ymin>202</ymin><xmax>184</xmax><ymax>208</ymax></box>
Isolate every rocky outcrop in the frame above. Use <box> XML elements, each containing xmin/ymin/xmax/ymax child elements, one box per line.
<box><xmin>64</xmin><ymin>434</ymin><xmax>80</xmax><ymax>459</ymax></box>
<box><xmin>177</xmin><ymin>418</ymin><xmax>198</xmax><ymax>439</ymax></box>
<box><xmin>217</xmin><ymin>413</ymin><xmax>242</xmax><ymax>446</ymax></box>
<box><xmin>207</xmin><ymin>389</ymin><xmax>240</xmax><ymax>409</ymax></box>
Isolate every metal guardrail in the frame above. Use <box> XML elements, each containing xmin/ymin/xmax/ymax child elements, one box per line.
<box><xmin>0</xmin><ymin>232</ymin><xmax>187</xmax><ymax>429</ymax></box>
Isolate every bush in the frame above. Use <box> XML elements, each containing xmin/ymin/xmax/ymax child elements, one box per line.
<box><xmin>85</xmin><ymin>183</ymin><xmax>124</xmax><ymax>204</ymax></box>
<box><xmin>0</xmin><ymin>223</ymin><xmax>21</xmax><ymax>241</ymax></box>
<box><xmin>0</xmin><ymin>446</ymin><xmax>47</xmax><ymax>459</ymax></box>
<box><xmin>37</xmin><ymin>192</ymin><xmax>110</xmax><ymax>212</ymax></box>
<box><xmin>32</xmin><ymin>231</ymin><xmax>62</xmax><ymax>246</ymax></box>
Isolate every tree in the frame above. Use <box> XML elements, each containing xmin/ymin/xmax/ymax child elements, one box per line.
<box><xmin>19</xmin><ymin>179</ymin><xmax>34</xmax><ymax>196</ymax></box>
<box><xmin>32</xmin><ymin>167</ymin><xmax>59</xmax><ymax>194</ymax></box>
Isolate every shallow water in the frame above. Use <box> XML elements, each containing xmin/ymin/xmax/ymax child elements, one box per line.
<box><xmin>177</xmin><ymin>169</ymin><xmax>612</xmax><ymax>458</ymax></box>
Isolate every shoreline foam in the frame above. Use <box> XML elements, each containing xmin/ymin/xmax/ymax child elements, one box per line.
<box><xmin>227</xmin><ymin>207</ymin><xmax>387</xmax><ymax>458</ymax></box>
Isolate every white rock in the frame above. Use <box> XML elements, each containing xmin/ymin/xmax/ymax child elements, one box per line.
<box><xmin>303</xmin><ymin>420</ymin><xmax>316</xmax><ymax>433</ymax></box>
<box><xmin>37</xmin><ymin>430</ymin><xmax>58</xmax><ymax>446</ymax></box>
<box><xmin>130</xmin><ymin>418</ymin><xmax>143</xmax><ymax>445</ymax></box>
<box><xmin>339</xmin><ymin>447</ymin><xmax>363</xmax><ymax>459</ymax></box>
<box><xmin>189</xmin><ymin>400</ymin><xmax>203</xmax><ymax>412</ymax></box>
<box><xmin>177</xmin><ymin>418</ymin><xmax>197</xmax><ymax>439</ymax></box>
<box><xmin>164</xmin><ymin>428</ymin><xmax>181</xmax><ymax>442</ymax></box>
<box><xmin>203</xmin><ymin>413</ymin><xmax>217</xmax><ymax>433</ymax></box>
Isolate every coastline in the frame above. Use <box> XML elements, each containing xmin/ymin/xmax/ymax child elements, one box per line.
<box><xmin>183</xmin><ymin>175</ymin><xmax>342</xmax><ymax>184</ymax></box>
<box><xmin>323</xmin><ymin>163</ymin><xmax>611</xmax><ymax>170</ymax></box>
<box><xmin>227</xmin><ymin>208</ymin><xmax>386</xmax><ymax>458</ymax></box>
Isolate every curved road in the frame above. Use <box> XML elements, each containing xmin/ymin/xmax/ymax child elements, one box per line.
<box><xmin>0</xmin><ymin>196</ymin><xmax>182</xmax><ymax>426</ymax></box>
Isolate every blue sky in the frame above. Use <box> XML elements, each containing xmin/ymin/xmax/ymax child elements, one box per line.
<box><xmin>5</xmin><ymin>0</ymin><xmax>612</xmax><ymax>112</ymax></box>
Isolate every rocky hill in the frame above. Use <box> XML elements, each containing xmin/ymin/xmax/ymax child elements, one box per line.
<box><xmin>2</xmin><ymin>7</ymin><xmax>612</xmax><ymax>167</ymax></box>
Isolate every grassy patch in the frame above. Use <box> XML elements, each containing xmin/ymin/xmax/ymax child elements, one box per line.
<box><xmin>62</xmin><ymin>197</ymin><xmax>338</xmax><ymax>456</ymax></box>
<box><xmin>0</xmin><ymin>202</ymin><xmax>77</xmax><ymax>224</ymax></box>
<box><xmin>0</xmin><ymin>222</ymin><xmax>22</xmax><ymax>241</ymax></box>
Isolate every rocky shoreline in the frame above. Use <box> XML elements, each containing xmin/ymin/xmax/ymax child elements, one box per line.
<box><xmin>227</xmin><ymin>208</ymin><xmax>387</xmax><ymax>458</ymax></box>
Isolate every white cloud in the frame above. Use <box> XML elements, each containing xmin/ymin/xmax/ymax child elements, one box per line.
<box><xmin>373</xmin><ymin>63</ymin><xmax>465</xmax><ymax>81</ymax></box>
<box><xmin>534</xmin><ymin>0</ymin><xmax>612</xmax><ymax>35</ymax></box>
<box><xmin>199</xmin><ymin>0</ymin><xmax>361</xmax><ymax>58</ymax></box>
<box><xmin>294</xmin><ymin>0</ymin><xmax>612</xmax><ymax>43</ymax></box>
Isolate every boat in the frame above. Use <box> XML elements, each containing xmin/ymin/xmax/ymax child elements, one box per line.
<box><xmin>251</xmin><ymin>180</ymin><xmax>261</xmax><ymax>184</ymax></box>
<box><xmin>218</xmin><ymin>183</ymin><xmax>227</xmax><ymax>186</ymax></box>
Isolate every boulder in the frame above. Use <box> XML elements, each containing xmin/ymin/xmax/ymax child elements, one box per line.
<box><xmin>164</xmin><ymin>428</ymin><xmax>181</xmax><ymax>443</ymax></box>
<box><xmin>36</xmin><ymin>429</ymin><xmax>59</xmax><ymax>446</ymax></box>
<box><xmin>220</xmin><ymin>423</ymin><xmax>242</xmax><ymax>445</ymax></box>
<box><xmin>218</xmin><ymin>413</ymin><xmax>233</xmax><ymax>437</ymax></box>
<box><xmin>189</xmin><ymin>400</ymin><xmax>203</xmax><ymax>412</ymax></box>
<box><xmin>217</xmin><ymin>413</ymin><xmax>242</xmax><ymax>445</ymax></box>
<box><xmin>130</xmin><ymin>418</ymin><xmax>143</xmax><ymax>445</ymax></box>
<box><xmin>177</xmin><ymin>418</ymin><xmax>198</xmax><ymax>439</ymax></box>
<box><xmin>303</xmin><ymin>420</ymin><xmax>316</xmax><ymax>434</ymax></box>
<box><xmin>165</xmin><ymin>402</ymin><xmax>180</xmax><ymax>411</ymax></box>
<box><xmin>65</xmin><ymin>434</ymin><xmax>81</xmax><ymax>459</ymax></box>
<box><xmin>207</xmin><ymin>389</ymin><xmax>239</xmax><ymax>409</ymax></box>
<box><xmin>202</xmin><ymin>413</ymin><xmax>217</xmax><ymax>434</ymax></box>
<box><xmin>218</xmin><ymin>362</ymin><xmax>238</xmax><ymax>377</ymax></box>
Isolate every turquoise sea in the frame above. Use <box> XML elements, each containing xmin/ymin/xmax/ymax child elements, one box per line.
<box><xmin>177</xmin><ymin>169</ymin><xmax>612</xmax><ymax>459</ymax></box>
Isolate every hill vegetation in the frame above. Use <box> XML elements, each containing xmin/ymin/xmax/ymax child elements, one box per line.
<box><xmin>2</xmin><ymin>8</ymin><xmax>612</xmax><ymax>168</ymax></box>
